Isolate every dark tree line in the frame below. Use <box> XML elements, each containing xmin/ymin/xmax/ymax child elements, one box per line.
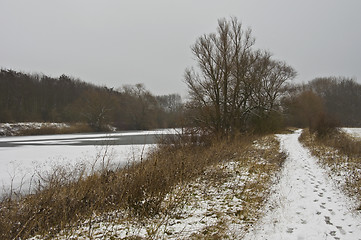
<box><xmin>282</xmin><ymin>77</ymin><xmax>361</xmax><ymax>129</ymax></box>
<box><xmin>0</xmin><ymin>69</ymin><xmax>183</xmax><ymax>131</ymax></box>
<box><xmin>307</xmin><ymin>77</ymin><xmax>361</xmax><ymax>127</ymax></box>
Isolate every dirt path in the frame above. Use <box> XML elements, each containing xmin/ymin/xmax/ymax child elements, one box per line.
<box><xmin>244</xmin><ymin>130</ymin><xmax>361</xmax><ymax>240</ymax></box>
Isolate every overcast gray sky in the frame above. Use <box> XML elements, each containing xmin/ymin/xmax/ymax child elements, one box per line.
<box><xmin>1</xmin><ymin>0</ymin><xmax>360</xmax><ymax>97</ymax></box>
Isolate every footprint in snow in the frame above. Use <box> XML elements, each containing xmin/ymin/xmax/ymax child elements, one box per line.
<box><xmin>336</xmin><ymin>226</ymin><xmax>346</xmax><ymax>235</ymax></box>
<box><xmin>328</xmin><ymin>209</ymin><xmax>336</xmax><ymax>215</ymax></box>
<box><xmin>243</xmin><ymin>132</ymin><xmax>361</xmax><ymax>240</ymax></box>
<box><xmin>325</xmin><ymin>216</ymin><xmax>333</xmax><ymax>225</ymax></box>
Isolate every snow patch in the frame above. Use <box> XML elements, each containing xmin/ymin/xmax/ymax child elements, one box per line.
<box><xmin>342</xmin><ymin>127</ymin><xmax>361</xmax><ymax>139</ymax></box>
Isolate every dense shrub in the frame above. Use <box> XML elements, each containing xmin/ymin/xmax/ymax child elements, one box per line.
<box><xmin>250</xmin><ymin>111</ymin><xmax>285</xmax><ymax>134</ymax></box>
<box><xmin>310</xmin><ymin>112</ymin><xmax>339</xmax><ymax>138</ymax></box>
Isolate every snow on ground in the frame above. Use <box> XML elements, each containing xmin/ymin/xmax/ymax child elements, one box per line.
<box><xmin>0</xmin><ymin>144</ymin><xmax>154</xmax><ymax>197</ymax></box>
<box><xmin>28</xmin><ymin>134</ymin><xmax>282</xmax><ymax>240</ymax></box>
<box><xmin>0</xmin><ymin>129</ymin><xmax>180</xmax><ymax>197</ymax></box>
<box><xmin>0</xmin><ymin>122</ymin><xmax>70</xmax><ymax>136</ymax></box>
<box><xmin>342</xmin><ymin>128</ymin><xmax>361</xmax><ymax>139</ymax></box>
<box><xmin>244</xmin><ymin>129</ymin><xmax>361</xmax><ymax>240</ymax></box>
<box><xmin>40</xmin><ymin>160</ymin><xmax>250</xmax><ymax>240</ymax></box>
<box><xmin>20</xmin><ymin>129</ymin><xmax>361</xmax><ymax>239</ymax></box>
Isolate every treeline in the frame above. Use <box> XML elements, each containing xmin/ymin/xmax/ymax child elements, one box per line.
<box><xmin>283</xmin><ymin>77</ymin><xmax>361</xmax><ymax>130</ymax></box>
<box><xmin>0</xmin><ymin>69</ymin><xmax>182</xmax><ymax>131</ymax></box>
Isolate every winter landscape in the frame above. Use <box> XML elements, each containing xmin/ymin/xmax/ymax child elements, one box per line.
<box><xmin>2</xmin><ymin>1</ymin><xmax>361</xmax><ymax>239</ymax></box>
<box><xmin>1</xmin><ymin>126</ymin><xmax>360</xmax><ymax>239</ymax></box>
<box><xmin>0</xmin><ymin>125</ymin><xmax>178</xmax><ymax>197</ymax></box>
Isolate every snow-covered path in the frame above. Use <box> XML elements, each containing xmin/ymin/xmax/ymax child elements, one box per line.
<box><xmin>244</xmin><ymin>130</ymin><xmax>361</xmax><ymax>240</ymax></box>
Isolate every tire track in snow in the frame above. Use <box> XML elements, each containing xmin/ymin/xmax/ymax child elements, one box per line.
<box><xmin>244</xmin><ymin>129</ymin><xmax>361</xmax><ymax>240</ymax></box>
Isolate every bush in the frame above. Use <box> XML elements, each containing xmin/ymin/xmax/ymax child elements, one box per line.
<box><xmin>250</xmin><ymin>111</ymin><xmax>285</xmax><ymax>134</ymax></box>
<box><xmin>310</xmin><ymin>112</ymin><xmax>339</xmax><ymax>138</ymax></box>
<box><xmin>17</xmin><ymin>123</ymin><xmax>95</xmax><ymax>136</ymax></box>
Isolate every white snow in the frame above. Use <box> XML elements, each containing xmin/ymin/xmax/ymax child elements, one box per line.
<box><xmin>342</xmin><ymin>128</ymin><xmax>361</xmax><ymax>139</ymax></box>
<box><xmin>244</xmin><ymin>129</ymin><xmax>361</xmax><ymax>240</ymax></box>
<box><xmin>0</xmin><ymin>144</ymin><xmax>154</xmax><ymax>197</ymax></box>
<box><xmin>0</xmin><ymin>129</ymin><xmax>179</xmax><ymax>197</ymax></box>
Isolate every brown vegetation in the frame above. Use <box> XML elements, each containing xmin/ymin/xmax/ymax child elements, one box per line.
<box><xmin>282</xmin><ymin>77</ymin><xmax>361</xmax><ymax>129</ymax></box>
<box><xmin>299</xmin><ymin>129</ymin><xmax>361</xmax><ymax>208</ymax></box>
<box><xmin>307</xmin><ymin>77</ymin><xmax>361</xmax><ymax>127</ymax></box>
<box><xmin>0</xmin><ymin>131</ymin><xmax>286</xmax><ymax>239</ymax></box>
<box><xmin>17</xmin><ymin>123</ymin><xmax>94</xmax><ymax>136</ymax></box>
<box><xmin>282</xmin><ymin>89</ymin><xmax>340</xmax><ymax>137</ymax></box>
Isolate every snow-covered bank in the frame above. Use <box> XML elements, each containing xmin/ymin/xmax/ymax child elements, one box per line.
<box><xmin>0</xmin><ymin>129</ymin><xmax>179</xmax><ymax>197</ymax></box>
<box><xmin>342</xmin><ymin>127</ymin><xmax>361</xmax><ymax>139</ymax></box>
<box><xmin>0</xmin><ymin>122</ymin><xmax>70</xmax><ymax>136</ymax></box>
<box><xmin>0</xmin><ymin>144</ymin><xmax>155</xmax><ymax>197</ymax></box>
<box><xmin>28</xmin><ymin>134</ymin><xmax>284</xmax><ymax>240</ymax></box>
<box><xmin>244</xmin><ymin>130</ymin><xmax>361</xmax><ymax>240</ymax></box>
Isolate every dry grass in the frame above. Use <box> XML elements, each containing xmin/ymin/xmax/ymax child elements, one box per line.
<box><xmin>179</xmin><ymin>135</ymin><xmax>286</xmax><ymax>239</ymax></box>
<box><xmin>0</xmin><ymin>133</ymin><xmax>246</xmax><ymax>239</ymax></box>
<box><xmin>17</xmin><ymin>123</ymin><xmax>94</xmax><ymax>135</ymax></box>
<box><xmin>299</xmin><ymin>129</ymin><xmax>361</xmax><ymax>208</ymax></box>
<box><xmin>31</xmin><ymin>134</ymin><xmax>285</xmax><ymax>239</ymax></box>
<box><xmin>0</xmin><ymin>132</ymin><xmax>286</xmax><ymax>239</ymax></box>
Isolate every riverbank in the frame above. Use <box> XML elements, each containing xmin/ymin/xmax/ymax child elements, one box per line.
<box><xmin>0</xmin><ymin>132</ymin><xmax>283</xmax><ymax>239</ymax></box>
<box><xmin>0</xmin><ymin>122</ymin><xmax>95</xmax><ymax>136</ymax></box>
<box><xmin>0</xmin><ymin>129</ymin><xmax>178</xmax><ymax>198</ymax></box>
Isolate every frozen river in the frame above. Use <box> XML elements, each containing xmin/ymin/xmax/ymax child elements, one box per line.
<box><xmin>0</xmin><ymin>129</ymin><xmax>179</xmax><ymax>197</ymax></box>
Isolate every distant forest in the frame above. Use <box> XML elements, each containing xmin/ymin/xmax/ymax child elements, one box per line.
<box><xmin>283</xmin><ymin>77</ymin><xmax>361</xmax><ymax>128</ymax></box>
<box><xmin>1</xmin><ymin>68</ymin><xmax>361</xmax><ymax>132</ymax></box>
<box><xmin>0</xmin><ymin>69</ymin><xmax>183</xmax><ymax>131</ymax></box>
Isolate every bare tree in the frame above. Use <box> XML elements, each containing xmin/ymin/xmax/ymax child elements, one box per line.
<box><xmin>185</xmin><ymin>17</ymin><xmax>296</xmax><ymax>136</ymax></box>
<box><xmin>75</xmin><ymin>89</ymin><xmax>116</xmax><ymax>131</ymax></box>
